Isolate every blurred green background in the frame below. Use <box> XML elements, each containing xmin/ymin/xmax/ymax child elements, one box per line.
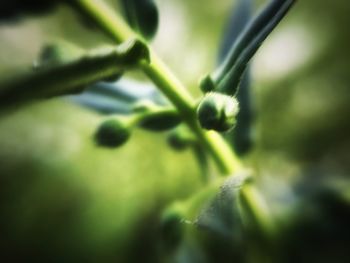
<box><xmin>0</xmin><ymin>0</ymin><xmax>349</xmax><ymax>262</ymax></box>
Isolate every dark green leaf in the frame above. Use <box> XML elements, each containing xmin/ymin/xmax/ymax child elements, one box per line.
<box><xmin>0</xmin><ymin>0</ymin><xmax>61</xmax><ymax>21</ymax></box>
<box><xmin>0</xmin><ymin>39</ymin><xmax>149</xmax><ymax>111</ymax></box>
<box><xmin>120</xmin><ymin>0</ymin><xmax>159</xmax><ymax>40</ymax></box>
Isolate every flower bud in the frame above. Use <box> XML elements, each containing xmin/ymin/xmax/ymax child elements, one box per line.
<box><xmin>94</xmin><ymin>118</ymin><xmax>131</xmax><ymax>148</ymax></box>
<box><xmin>161</xmin><ymin>204</ymin><xmax>185</xmax><ymax>250</ymax></box>
<box><xmin>199</xmin><ymin>75</ymin><xmax>216</xmax><ymax>93</ymax></box>
<box><xmin>167</xmin><ymin>126</ymin><xmax>196</xmax><ymax>151</ymax></box>
<box><xmin>167</xmin><ymin>132</ymin><xmax>189</xmax><ymax>151</ymax></box>
<box><xmin>197</xmin><ymin>92</ymin><xmax>239</xmax><ymax>132</ymax></box>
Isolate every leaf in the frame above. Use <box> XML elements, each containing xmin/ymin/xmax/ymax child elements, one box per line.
<box><xmin>216</xmin><ymin>0</ymin><xmax>296</xmax><ymax>94</ymax></box>
<box><xmin>195</xmin><ymin>172</ymin><xmax>251</xmax><ymax>238</ymax></box>
<box><xmin>204</xmin><ymin>0</ymin><xmax>296</xmax><ymax>155</ymax></box>
<box><xmin>68</xmin><ymin>91</ymin><xmax>132</xmax><ymax>115</ymax></box>
<box><xmin>0</xmin><ymin>39</ymin><xmax>150</xmax><ymax>111</ymax></box>
<box><xmin>201</xmin><ymin>0</ymin><xmax>296</xmax><ymax>95</ymax></box>
<box><xmin>228</xmin><ymin>72</ymin><xmax>254</xmax><ymax>155</ymax></box>
<box><xmin>34</xmin><ymin>40</ymin><xmax>86</xmax><ymax>69</ymax></box>
<box><xmin>217</xmin><ymin>0</ymin><xmax>253</xmax><ymax>63</ymax></box>
<box><xmin>120</xmin><ymin>0</ymin><xmax>159</xmax><ymax>40</ymax></box>
<box><xmin>139</xmin><ymin>109</ymin><xmax>181</xmax><ymax>131</ymax></box>
<box><xmin>0</xmin><ymin>0</ymin><xmax>61</xmax><ymax>21</ymax></box>
<box><xmin>217</xmin><ymin>0</ymin><xmax>254</xmax><ymax>155</ymax></box>
<box><xmin>87</xmin><ymin>79</ymin><xmax>165</xmax><ymax>104</ymax></box>
<box><xmin>69</xmin><ymin>79</ymin><xmax>166</xmax><ymax>115</ymax></box>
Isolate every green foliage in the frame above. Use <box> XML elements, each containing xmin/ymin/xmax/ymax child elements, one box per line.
<box><xmin>0</xmin><ymin>39</ymin><xmax>150</xmax><ymax>110</ymax></box>
<box><xmin>167</xmin><ymin>126</ymin><xmax>197</xmax><ymax>151</ymax></box>
<box><xmin>35</xmin><ymin>40</ymin><xmax>85</xmax><ymax>68</ymax></box>
<box><xmin>0</xmin><ymin>0</ymin><xmax>61</xmax><ymax>21</ymax></box>
<box><xmin>120</xmin><ymin>0</ymin><xmax>159</xmax><ymax>40</ymax></box>
<box><xmin>2</xmin><ymin>0</ymin><xmax>348</xmax><ymax>263</ymax></box>
<box><xmin>132</xmin><ymin>100</ymin><xmax>182</xmax><ymax>131</ymax></box>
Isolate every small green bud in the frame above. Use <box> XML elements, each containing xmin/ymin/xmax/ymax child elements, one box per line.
<box><xmin>167</xmin><ymin>126</ymin><xmax>196</xmax><ymax>151</ymax></box>
<box><xmin>199</xmin><ymin>75</ymin><xmax>216</xmax><ymax>93</ymax></box>
<box><xmin>94</xmin><ymin>118</ymin><xmax>131</xmax><ymax>148</ymax></box>
<box><xmin>197</xmin><ymin>92</ymin><xmax>239</xmax><ymax>132</ymax></box>
<box><xmin>167</xmin><ymin>132</ymin><xmax>189</xmax><ymax>151</ymax></box>
<box><xmin>161</xmin><ymin>204</ymin><xmax>185</xmax><ymax>250</ymax></box>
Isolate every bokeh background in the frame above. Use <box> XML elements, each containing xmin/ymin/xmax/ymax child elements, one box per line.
<box><xmin>0</xmin><ymin>0</ymin><xmax>349</xmax><ymax>262</ymax></box>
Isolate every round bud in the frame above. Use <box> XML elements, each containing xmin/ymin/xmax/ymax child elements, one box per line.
<box><xmin>167</xmin><ymin>127</ymin><xmax>195</xmax><ymax>151</ymax></box>
<box><xmin>197</xmin><ymin>92</ymin><xmax>239</xmax><ymax>132</ymax></box>
<box><xmin>94</xmin><ymin>118</ymin><xmax>131</xmax><ymax>148</ymax></box>
<box><xmin>161</xmin><ymin>206</ymin><xmax>185</xmax><ymax>250</ymax></box>
<box><xmin>199</xmin><ymin>75</ymin><xmax>216</xmax><ymax>93</ymax></box>
<box><xmin>167</xmin><ymin>132</ymin><xmax>189</xmax><ymax>151</ymax></box>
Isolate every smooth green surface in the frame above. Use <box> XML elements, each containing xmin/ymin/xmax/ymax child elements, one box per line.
<box><xmin>0</xmin><ymin>99</ymin><xmax>202</xmax><ymax>261</ymax></box>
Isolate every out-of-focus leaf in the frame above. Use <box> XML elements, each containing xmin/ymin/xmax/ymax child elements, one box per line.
<box><xmin>278</xmin><ymin>178</ymin><xmax>350</xmax><ymax>262</ymax></box>
<box><xmin>69</xmin><ymin>79</ymin><xmax>167</xmax><ymax>115</ymax></box>
<box><xmin>87</xmin><ymin>79</ymin><xmax>166</xmax><ymax>105</ymax></box>
<box><xmin>34</xmin><ymin>40</ymin><xmax>86</xmax><ymax>69</ymax></box>
<box><xmin>224</xmin><ymin>0</ymin><xmax>296</xmax><ymax>155</ymax></box>
<box><xmin>0</xmin><ymin>39</ymin><xmax>149</xmax><ymax>111</ymax></box>
<box><xmin>211</xmin><ymin>0</ymin><xmax>295</xmax><ymax>155</ymax></box>
<box><xmin>68</xmin><ymin>92</ymin><xmax>132</xmax><ymax>114</ymax></box>
<box><xmin>227</xmin><ymin>72</ymin><xmax>254</xmax><ymax>155</ymax></box>
<box><xmin>0</xmin><ymin>0</ymin><xmax>61</xmax><ymax>21</ymax></box>
<box><xmin>195</xmin><ymin>172</ymin><xmax>250</xmax><ymax>238</ymax></box>
<box><xmin>167</xmin><ymin>125</ymin><xmax>197</xmax><ymax>151</ymax></box>
<box><xmin>139</xmin><ymin>109</ymin><xmax>181</xmax><ymax>132</ymax></box>
<box><xmin>120</xmin><ymin>0</ymin><xmax>159</xmax><ymax>40</ymax></box>
<box><xmin>160</xmin><ymin>173</ymin><xmax>250</xmax><ymax>261</ymax></box>
<box><xmin>217</xmin><ymin>0</ymin><xmax>296</xmax><ymax>95</ymax></box>
<box><xmin>201</xmin><ymin>0</ymin><xmax>296</xmax><ymax>96</ymax></box>
<box><xmin>218</xmin><ymin>0</ymin><xmax>253</xmax><ymax>63</ymax></box>
<box><xmin>217</xmin><ymin>0</ymin><xmax>254</xmax><ymax>155</ymax></box>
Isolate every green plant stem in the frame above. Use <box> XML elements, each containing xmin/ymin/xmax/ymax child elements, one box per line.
<box><xmin>240</xmin><ymin>183</ymin><xmax>275</xmax><ymax>238</ymax></box>
<box><xmin>142</xmin><ymin>57</ymin><xmax>243</xmax><ymax>173</ymax></box>
<box><xmin>72</xmin><ymin>0</ymin><xmax>273</xmax><ymax>237</ymax></box>
<box><xmin>73</xmin><ymin>0</ymin><xmax>242</xmax><ymax>174</ymax></box>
